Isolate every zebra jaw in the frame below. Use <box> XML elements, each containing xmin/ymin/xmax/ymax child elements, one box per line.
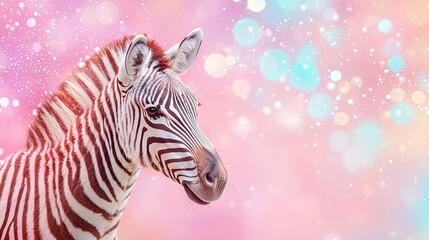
<box><xmin>182</xmin><ymin>183</ymin><xmax>210</xmax><ymax>205</ymax></box>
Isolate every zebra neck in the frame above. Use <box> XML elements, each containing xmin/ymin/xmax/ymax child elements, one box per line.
<box><xmin>58</xmin><ymin>81</ymin><xmax>140</xmax><ymax>238</ymax></box>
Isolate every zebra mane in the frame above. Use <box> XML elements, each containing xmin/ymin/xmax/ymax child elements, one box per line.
<box><xmin>26</xmin><ymin>34</ymin><xmax>171</xmax><ymax>149</ymax></box>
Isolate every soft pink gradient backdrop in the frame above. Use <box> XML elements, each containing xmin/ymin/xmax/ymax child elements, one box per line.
<box><xmin>1</xmin><ymin>0</ymin><xmax>429</xmax><ymax>239</ymax></box>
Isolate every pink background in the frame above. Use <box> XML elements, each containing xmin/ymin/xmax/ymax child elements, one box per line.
<box><xmin>1</xmin><ymin>0</ymin><xmax>429</xmax><ymax>239</ymax></box>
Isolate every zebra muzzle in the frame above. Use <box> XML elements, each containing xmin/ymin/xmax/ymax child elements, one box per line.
<box><xmin>182</xmin><ymin>148</ymin><xmax>228</xmax><ymax>204</ymax></box>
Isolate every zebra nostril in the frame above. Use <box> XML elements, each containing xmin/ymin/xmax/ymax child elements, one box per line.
<box><xmin>203</xmin><ymin>172</ymin><xmax>215</xmax><ymax>187</ymax></box>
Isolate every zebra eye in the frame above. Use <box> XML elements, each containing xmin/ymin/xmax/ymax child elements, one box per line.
<box><xmin>146</xmin><ymin>107</ymin><xmax>161</xmax><ymax>118</ymax></box>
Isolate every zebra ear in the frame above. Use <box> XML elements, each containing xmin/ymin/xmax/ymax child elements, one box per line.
<box><xmin>118</xmin><ymin>35</ymin><xmax>150</xmax><ymax>87</ymax></box>
<box><xmin>166</xmin><ymin>28</ymin><xmax>202</xmax><ymax>74</ymax></box>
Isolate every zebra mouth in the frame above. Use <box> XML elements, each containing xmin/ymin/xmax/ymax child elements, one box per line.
<box><xmin>183</xmin><ymin>183</ymin><xmax>210</xmax><ymax>205</ymax></box>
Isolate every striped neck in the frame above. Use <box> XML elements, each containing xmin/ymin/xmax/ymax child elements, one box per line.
<box><xmin>25</xmin><ymin>34</ymin><xmax>135</xmax><ymax>149</ymax></box>
<box><xmin>58</xmin><ymin>78</ymin><xmax>139</xmax><ymax>239</ymax></box>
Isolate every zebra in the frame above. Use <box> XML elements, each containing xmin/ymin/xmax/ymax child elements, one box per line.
<box><xmin>0</xmin><ymin>28</ymin><xmax>228</xmax><ymax>239</ymax></box>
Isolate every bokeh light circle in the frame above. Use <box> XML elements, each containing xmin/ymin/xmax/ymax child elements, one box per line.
<box><xmin>232</xmin><ymin>79</ymin><xmax>252</xmax><ymax>99</ymax></box>
<box><xmin>26</xmin><ymin>18</ymin><xmax>36</xmax><ymax>28</ymax></box>
<box><xmin>204</xmin><ymin>53</ymin><xmax>227</xmax><ymax>78</ymax></box>
<box><xmin>412</xmin><ymin>90</ymin><xmax>426</xmax><ymax>104</ymax></box>
<box><xmin>225</xmin><ymin>55</ymin><xmax>237</xmax><ymax>66</ymax></box>
<box><xmin>338</xmin><ymin>82</ymin><xmax>351</xmax><ymax>94</ymax></box>
<box><xmin>0</xmin><ymin>97</ymin><xmax>9</xmax><ymax>107</ymax></box>
<box><xmin>233</xmin><ymin>17</ymin><xmax>261</xmax><ymax>47</ymax></box>
<box><xmin>389</xmin><ymin>87</ymin><xmax>405</xmax><ymax>102</ymax></box>
<box><xmin>388</xmin><ymin>56</ymin><xmax>405</xmax><ymax>73</ymax></box>
<box><xmin>247</xmin><ymin>0</ymin><xmax>266</xmax><ymax>12</ymax></box>
<box><xmin>307</xmin><ymin>92</ymin><xmax>334</xmax><ymax>120</ymax></box>
<box><xmin>290</xmin><ymin>61</ymin><xmax>320</xmax><ymax>92</ymax></box>
<box><xmin>417</xmin><ymin>72</ymin><xmax>429</xmax><ymax>92</ymax></box>
<box><xmin>389</xmin><ymin>102</ymin><xmax>413</xmax><ymax>125</ymax></box>
<box><xmin>334</xmin><ymin>112</ymin><xmax>350</xmax><ymax>126</ymax></box>
<box><xmin>378</xmin><ymin>19</ymin><xmax>393</xmax><ymax>33</ymax></box>
<box><xmin>277</xmin><ymin>0</ymin><xmax>300</xmax><ymax>10</ymax></box>
<box><xmin>330</xmin><ymin>70</ymin><xmax>342</xmax><ymax>82</ymax></box>
<box><xmin>12</xmin><ymin>99</ymin><xmax>19</xmax><ymax>107</ymax></box>
<box><xmin>259</xmin><ymin>49</ymin><xmax>290</xmax><ymax>81</ymax></box>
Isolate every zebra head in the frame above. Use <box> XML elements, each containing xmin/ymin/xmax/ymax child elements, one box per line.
<box><xmin>117</xmin><ymin>29</ymin><xmax>227</xmax><ymax>205</ymax></box>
